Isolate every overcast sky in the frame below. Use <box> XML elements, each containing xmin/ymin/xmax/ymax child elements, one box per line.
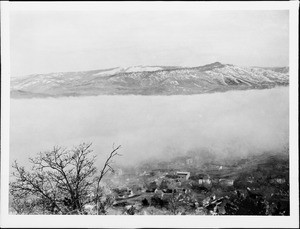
<box><xmin>10</xmin><ymin>10</ymin><xmax>289</xmax><ymax>77</ymax></box>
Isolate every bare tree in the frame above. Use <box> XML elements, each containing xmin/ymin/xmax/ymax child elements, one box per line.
<box><xmin>9</xmin><ymin>190</ymin><xmax>38</xmax><ymax>214</ymax></box>
<box><xmin>94</xmin><ymin>144</ymin><xmax>121</xmax><ymax>214</ymax></box>
<box><xmin>10</xmin><ymin>143</ymin><xmax>121</xmax><ymax>215</ymax></box>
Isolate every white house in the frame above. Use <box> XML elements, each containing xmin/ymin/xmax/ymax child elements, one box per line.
<box><xmin>219</xmin><ymin>178</ymin><xmax>234</xmax><ymax>186</ymax></box>
<box><xmin>176</xmin><ymin>171</ymin><xmax>190</xmax><ymax>180</ymax></box>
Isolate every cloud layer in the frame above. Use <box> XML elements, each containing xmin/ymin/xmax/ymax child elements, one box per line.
<box><xmin>10</xmin><ymin>87</ymin><xmax>289</xmax><ymax>168</ymax></box>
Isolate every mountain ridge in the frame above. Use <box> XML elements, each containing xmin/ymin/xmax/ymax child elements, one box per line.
<box><xmin>11</xmin><ymin>62</ymin><xmax>289</xmax><ymax>98</ymax></box>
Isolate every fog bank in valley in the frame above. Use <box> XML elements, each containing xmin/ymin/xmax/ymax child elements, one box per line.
<box><xmin>10</xmin><ymin>87</ymin><xmax>289</xmax><ymax>168</ymax></box>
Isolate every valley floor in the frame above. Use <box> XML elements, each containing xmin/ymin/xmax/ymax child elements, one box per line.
<box><xmin>99</xmin><ymin>151</ymin><xmax>290</xmax><ymax>215</ymax></box>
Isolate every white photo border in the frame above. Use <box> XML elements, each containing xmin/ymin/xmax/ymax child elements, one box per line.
<box><xmin>1</xmin><ymin>1</ymin><xmax>299</xmax><ymax>228</ymax></box>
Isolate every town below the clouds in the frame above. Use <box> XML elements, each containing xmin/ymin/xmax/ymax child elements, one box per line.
<box><xmin>97</xmin><ymin>148</ymin><xmax>289</xmax><ymax>215</ymax></box>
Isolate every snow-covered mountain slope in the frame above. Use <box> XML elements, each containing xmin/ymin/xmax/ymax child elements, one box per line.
<box><xmin>91</xmin><ymin>66</ymin><xmax>173</xmax><ymax>76</ymax></box>
<box><xmin>11</xmin><ymin>62</ymin><xmax>289</xmax><ymax>98</ymax></box>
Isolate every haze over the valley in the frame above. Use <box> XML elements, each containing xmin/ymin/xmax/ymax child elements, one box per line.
<box><xmin>10</xmin><ymin>87</ymin><xmax>289</xmax><ymax>168</ymax></box>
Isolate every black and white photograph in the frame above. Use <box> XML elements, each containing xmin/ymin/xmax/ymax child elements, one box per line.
<box><xmin>1</xmin><ymin>1</ymin><xmax>299</xmax><ymax>228</ymax></box>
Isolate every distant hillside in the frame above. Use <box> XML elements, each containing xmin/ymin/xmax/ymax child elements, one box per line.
<box><xmin>11</xmin><ymin>62</ymin><xmax>289</xmax><ymax>98</ymax></box>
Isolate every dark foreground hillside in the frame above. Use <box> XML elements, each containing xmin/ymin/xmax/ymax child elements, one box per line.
<box><xmin>100</xmin><ymin>150</ymin><xmax>289</xmax><ymax>215</ymax></box>
<box><xmin>10</xmin><ymin>148</ymin><xmax>289</xmax><ymax>215</ymax></box>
